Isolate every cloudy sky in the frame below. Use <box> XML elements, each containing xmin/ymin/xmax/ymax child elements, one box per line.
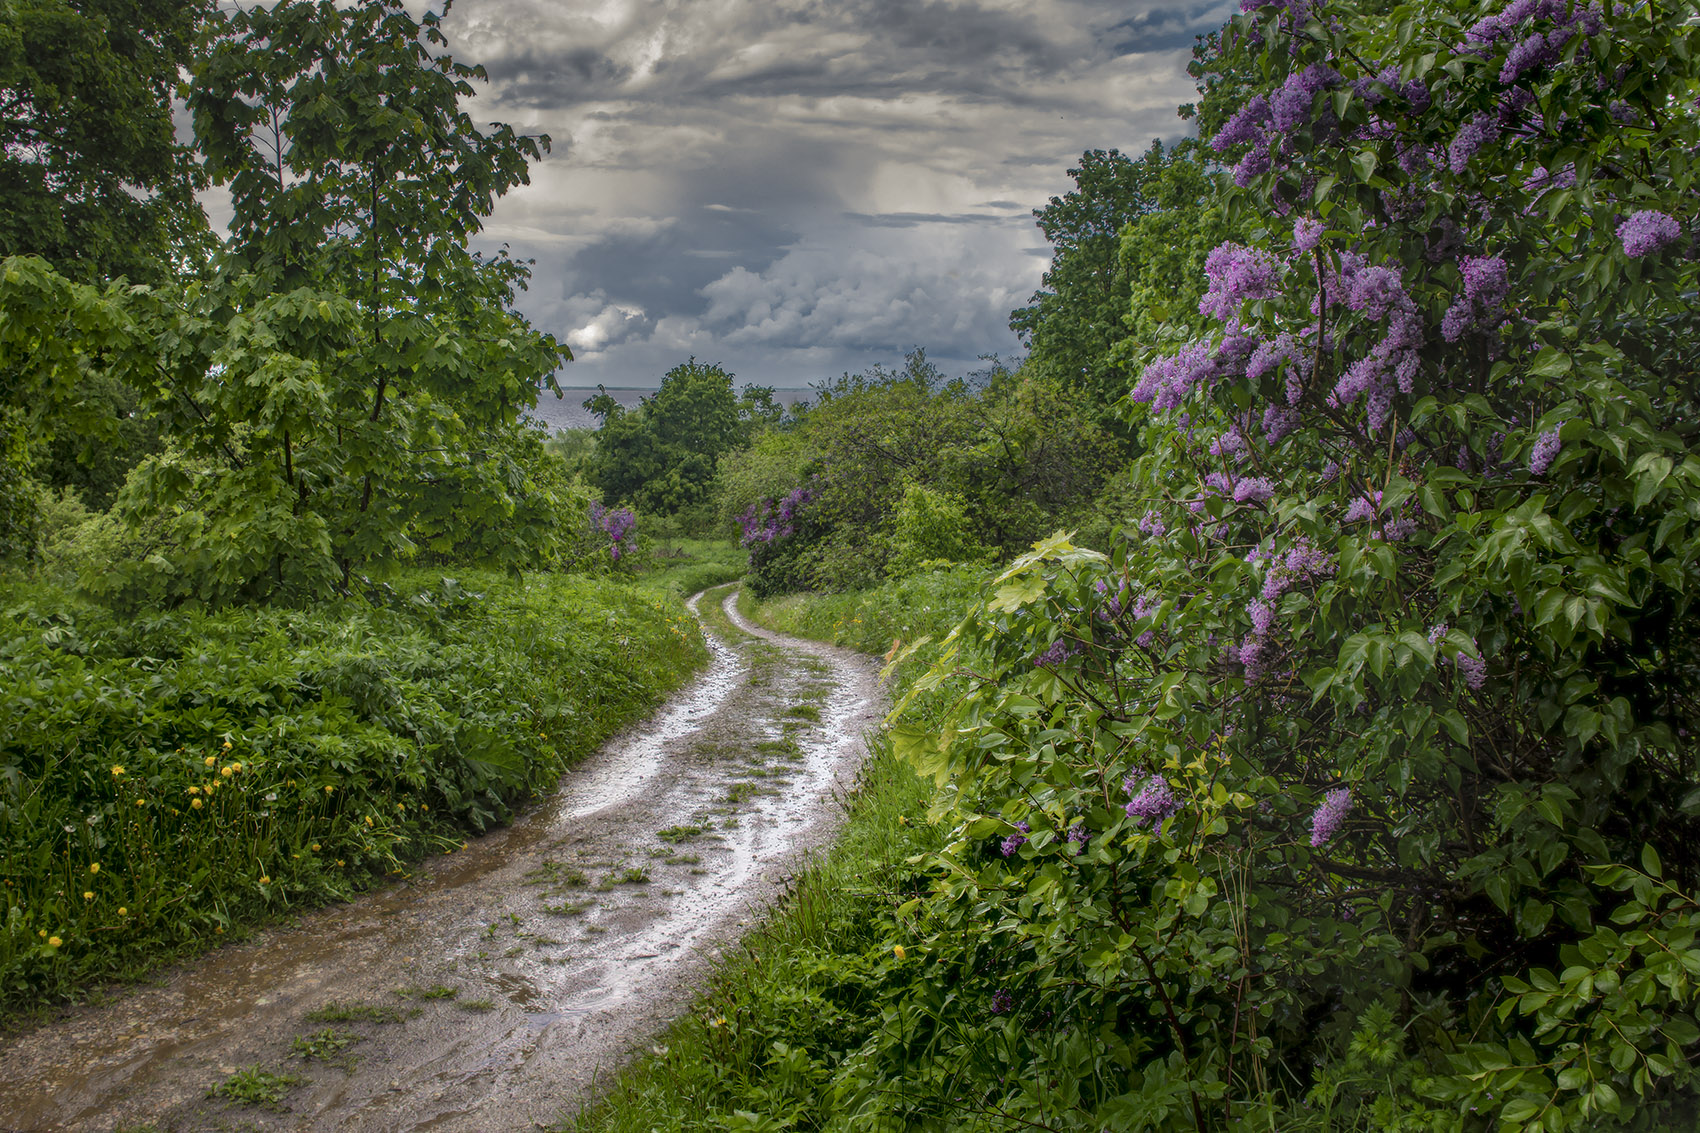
<box><xmin>433</xmin><ymin>0</ymin><xmax>1232</xmax><ymax>393</ymax></box>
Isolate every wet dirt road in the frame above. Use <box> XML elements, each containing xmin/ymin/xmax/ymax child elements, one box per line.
<box><xmin>0</xmin><ymin>587</ymin><xmax>885</xmax><ymax>1133</ymax></box>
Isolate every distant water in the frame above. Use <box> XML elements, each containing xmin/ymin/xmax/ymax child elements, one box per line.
<box><xmin>525</xmin><ymin>386</ymin><xmax>815</xmax><ymax>432</ymax></box>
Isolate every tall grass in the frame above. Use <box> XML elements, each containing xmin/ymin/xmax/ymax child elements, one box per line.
<box><xmin>0</xmin><ymin>569</ymin><xmax>705</xmax><ymax>1016</ymax></box>
<box><xmin>636</xmin><ymin>538</ymin><xmax>748</xmax><ymax>601</ymax></box>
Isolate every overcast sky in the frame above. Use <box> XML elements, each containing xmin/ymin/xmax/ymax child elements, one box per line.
<box><xmin>428</xmin><ymin>0</ymin><xmax>1231</xmax><ymax>391</ymax></box>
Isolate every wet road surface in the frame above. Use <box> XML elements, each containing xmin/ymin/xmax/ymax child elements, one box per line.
<box><xmin>0</xmin><ymin>587</ymin><xmax>884</xmax><ymax>1133</ymax></box>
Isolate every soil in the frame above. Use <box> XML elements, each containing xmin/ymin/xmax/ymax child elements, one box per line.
<box><xmin>0</xmin><ymin>587</ymin><xmax>885</xmax><ymax>1133</ymax></box>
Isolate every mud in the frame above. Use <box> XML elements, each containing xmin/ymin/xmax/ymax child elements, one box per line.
<box><xmin>0</xmin><ymin>587</ymin><xmax>885</xmax><ymax>1133</ymax></box>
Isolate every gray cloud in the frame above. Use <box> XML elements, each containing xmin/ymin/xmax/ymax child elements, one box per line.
<box><xmin>444</xmin><ymin>0</ymin><xmax>1223</xmax><ymax>389</ymax></box>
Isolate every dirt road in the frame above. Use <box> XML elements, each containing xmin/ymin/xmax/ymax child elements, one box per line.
<box><xmin>0</xmin><ymin>586</ymin><xmax>884</xmax><ymax>1133</ymax></box>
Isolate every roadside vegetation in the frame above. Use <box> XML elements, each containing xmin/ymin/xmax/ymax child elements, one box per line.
<box><xmin>572</xmin><ymin>1</ymin><xmax>1700</xmax><ymax>1130</ymax></box>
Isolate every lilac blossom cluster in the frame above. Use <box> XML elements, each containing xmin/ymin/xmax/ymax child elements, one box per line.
<box><xmin>1000</xmin><ymin>820</ymin><xmax>1030</xmax><ymax>857</ymax></box>
<box><xmin>1617</xmin><ymin>210</ymin><xmax>1682</xmax><ymax>258</ymax></box>
<box><xmin>1032</xmin><ymin>639</ymin><xmax>1080</xmax><ymax>669</ymax></box>
<box><xmin>1255</xmin><ymin>536</ymin><xmax>1335</xmax><ymax>602</ymax></box>
<box><xmin>1441</xmin><ymin>255</ymin><xmax>1510</xmax><ymax>342</ymax></box>
<box><xmin>1309</xmin><ymin>786</ymin><xmax>1352</xmax><ymax>847</ymax></box>
<box><xmin>1529</xmin><ymin>427</ymin><xmax>1563</xmax><ymax>474</ymax></box>
<box><xmin>1124</xmin><ymin>775</ymin><xmax>1181</xmax><ymax>834</ymax></box>
<box><xmin>1462</xmin><ymin>0</ymin><xmax>1603</xmax><ymax>77</ymax></box>
<box><xmin>737</xmin><ymin>485</ymin><xmax>814</xmax><ymax>547</ymax></box>
<box><xmin>589</xmin><ymin>502</ymin><xmax>637</xmax><ymax>562</ymax></box>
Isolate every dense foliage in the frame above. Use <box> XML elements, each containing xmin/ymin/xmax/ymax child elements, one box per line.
<box><xmin>723</xmin><ymin>352</ymin><xmax>1124</xmax><ymax>596</ymax></box>
<box><xmin>881</xmin><ymin>0</ymin><xmax>1700</xmax><ymax>1128</ymax></box>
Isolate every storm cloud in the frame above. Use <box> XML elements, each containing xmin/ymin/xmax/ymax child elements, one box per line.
<box><xmin>442</xmin><ymin>0</ymin><xmax>1233</xmax><ymax>389</ymax></box>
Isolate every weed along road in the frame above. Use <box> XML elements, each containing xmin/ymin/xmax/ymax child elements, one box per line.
<box><xmin>0</xmin><ymin>586</ymin><xmax>886</xmax><ymax>1133</ymax></box>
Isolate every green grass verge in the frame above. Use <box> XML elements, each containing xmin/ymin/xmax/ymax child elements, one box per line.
<box><xmin>635</xmin><ymin>538</ymin><xmax>746</xmax><ymax>602</ymax></box>
<box><xmin>0</xmin><ymin>568</ymin><xmax>706</xmax><ymax>1018</ymax></box>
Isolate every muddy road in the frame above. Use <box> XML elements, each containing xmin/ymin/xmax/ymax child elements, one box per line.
<box><xmin>0</xmin><ymin>587</ymin><xmax>885</xmax><ymax>1133</ymax></box>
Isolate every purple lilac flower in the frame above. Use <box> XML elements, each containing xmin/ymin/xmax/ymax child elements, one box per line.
<box><xmin>1247</xmin><ymin>598</ymin><xmax>1276</xmax><ymax>637</ymax></box>
<box><xmin>1529</xmin><ymin>427</ymin><xmax>1562</xmax><ymax>474</ymax></box>
<box><xmin>1501</xmin><ymin>30</ymin><xmax>1559</xmax><ymax>82</ymax></box>
<box><xmin>1462</xmin><ymin>256</ymin><xmax>1510</xmax><ymax>308</ymax></box>
<box><xmin>1618</xmin><ymin>210</ymin><xmax>1681</xmax><ymax>258</ymax></box>
<box><xmin>1448</xmin><ymin>112</ymin><xmax>1500</xmax><ymax>173</ymax></box>
<box><xmin>1131</xmin><ymin>340</ymin><xmax>1223</xmax><ymax>412</ymax></box>
<box><xmin>1455</xmin><ymin>653</ymin><xmax>1489</xmax><ymax>689</ymax></box>
<box><xmin>1125</xmin><ymin>775</ymin><xmax>1181</xmax><ymax>830</ymax></box>
<box><xmin>1000</xmin><ymin>821</ymin><xmax>1030</xmax><ymax>858</ymax></box>
<box><xmin>1137</xmin><ymin>509</ymin><xmax>1167</xmax><ymax>538</ymax></box>
<box><xmin>990</xmin><ymin>989</ymin><xmax>1015</xmax><ymax>1014</ymax></box>
<box><xmin>1066</xmin><ymin>823</ymin><xmax>1090</xmax><ymax>850</ymax></box>
<box><xmin>1343</xmin><ymin>492</ymin><xmax>1381</xmax><ymax>523</ymax></box>
<box><xmin>1269</xmin><ymin>63</ymin><xmax>1341</xmax><ymax>133</ymax></box>
<box><xmin>1262</xmin><ymin>404</ymin><xmax>1300</xmax><ymax>443</ymax></box>
<box><xmin>1309</xmin><ymin>787</ymin><xmax>1352</xmax><ymax>848</ymax></box>
<box><xmin>1293</xmin><ymin>216</ymin><xmax>1325</xmax><ymax>255</ymax></box>
<box><xmin>1200</xmin><ymin>244</ymin><xmax>1281</xmax><ymax>322</ymax></box>
<box><xmin>1428</xmin><ymin>622</ymin><xmax>1449</xmax><ymax>644</ymax></box>
<box><xmin>1232</xmin><ymin>146</ymin><xmax>1272</xmax><ymax>187</ymax></box>
<box><xmin>1233</xmin><ymin>477</ymin><xmax>1276</xmax><ymax>505</ymax></box>
<box><xmin>1212</xmin><ymin>95</ymin><xmax>1271</xmax><ymax>152</ymax></box>
<box><xmin>1033</xmin><ymin>640</ymin><xmax>1078</xmax><ymax>669</ymax></box>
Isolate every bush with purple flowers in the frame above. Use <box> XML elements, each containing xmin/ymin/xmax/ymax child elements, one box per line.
<box><xmin>888</xmin><ymin>1</ymin><xmax>1700</xmax><ymax>1130</ymax></box>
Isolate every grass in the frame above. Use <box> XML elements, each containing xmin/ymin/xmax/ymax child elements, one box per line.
<box><xmin>657</xmin><ymin>824</ymin><xmax>706</xmax><ymax>843</ymax></box>
<box><xmin>290</xmin><ymin>1026</ymin><xmax>364</xmax><ymax>1069</ymax></box>
<box><xmin>208</xmin><ymin>1065</ymin><xmax>308</xmax><ymax>1111</ymax></box>
<box><xmin>304</xmin><ymin>1000</ymin><xmax>407</xmax><ymax>1025</ymax></box>
<box><xmin>393</xmin><ymin>983</ymin><xmax>457</xmax><ymax>1001</ymax></box>
<box><xmin>634</xmin><ymin>539</ymin><xmax>746</xmax><ymax>602</ymax></box>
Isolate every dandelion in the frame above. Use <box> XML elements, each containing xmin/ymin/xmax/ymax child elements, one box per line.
<box><xmin>893</xmin><ymin>945</ymin><xmax>907</xmax><ymax>960</ymax></box>
<box><xmin>118</xmin><ymin>907</ymin><xmax>127</xmax><ymax>916</ymax></box>
<box><xmin>324</xmin><ymin>785</ymin><xmax>334</xmax><ymax>794</ymax></box>
<box><xmin>88</xmin><ymin>863</ymin><xmax>99</xmax><ymax>875</ymax></box>
<box><xmin>83</xmin><ymin>891</ymin><xmax>94</xmax><ymax>900</ymax></box>
<box><xmin>420</xmin><ymin>805</ymin><xmax>429</xmax><ymax>813</ymax></box>
<box><xmin>222</xmin><ymin>740</ymin><xmax>232</xmax><ymax>750</ymax></box>
<box><xmin>191</xmin><ymin>798</ymin><xmax>204</xmax><ymax>810</ymax></box>
<box><xmin>259</xmin><ymin>876</ymin><xmax>271</xmax><ymax>885</ymax></box>
<box><xmin>364</xmin><ymin>815</ymin><xmax>374</xmax><ymax>827</ymax></box>
<box><xmin>1309</xmin><ymin>787</ymin><xmax>1352</xmax><ymax>847</ymax></box>
<box><xmin>48</xmin><ymin>936</ymin><xmax>62</xmax><ymax>948</ymax></box>
<box><xmin>231</xmin><ymin>763</ymin><xmax>243</xmax><ymax>773</ymax></box>
<box><xmin>111</xmin><ymin>765</ymin><xmax>125</xmax><ymax>777</ymax></box>
<box><xmin>221</xmin><ymin>766</ymin><xmax>233</xmax><ymax>778</ymax></box>
<box><xmin>205</xmin><ymin>756</ymin><xmax>217</xmax><ymax>767</ymax></box>
<box><xmin>311</xmin><ymin>843</ymin><xmax>321</xmax><ymax>852</ymax></box>
<box><xmin>37</xmin><ymin>929</ymin><xmax>46</xmax><ymax>937</ymax></box>
<box><xmin>136</xmin><ymin>799</ymin><xmax>146</xmax><ymax>807</ymax></box>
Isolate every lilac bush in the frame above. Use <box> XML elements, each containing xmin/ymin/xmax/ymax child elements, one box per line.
<box><xmin>895</xmin><ymin>1</ymin><xmax>1700</xmax><ymax>1128</ymax></box>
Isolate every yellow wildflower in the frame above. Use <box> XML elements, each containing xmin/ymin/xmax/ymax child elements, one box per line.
<box><xmin>205</xmin><ymin>756</ymin><xmax>216</xmax><ymax>767</ymax></box>
<box><xmin>221</xmin><ymin>766</ymin><xmax>233</xmax><ymax>778</ymax></box>
<box><xmin>88</xmin><ymin>863</ymin><xmax>99</xmax><ymax>874</ymax></box>
<box><xmin>259</xmin><ymin>876</ymin><xmax>271</xmax><ymax>885</ymax></box>
<box><xmin>187</xmin><ymin>786</ymin><xmax>199</xmax><ymax>795</ymax></box>
<box><xmin>311</xmin><ymin>843</ymin><xmax>321</xmax><ymax>851</ymax></box>
<box><xmin>222</xmin><ymin>740</ymin><xmax>232</xmax><ymax>750</ymax></box>
<box><xmin>83</xmin><ymin>891</ymin><xmax>93</xmax><ymax>900</ymax></box>
<box><xmin>111</xmin><ymin>765</ymin><xmax>125</xmax><ymax>777</ymax></box>
<box><xmin>364</xmin><ymin>815</ymin><xmax>374</xmax><ymax>827</ymax></box>
<box><xmin>47</xmin><ymin>936</ymin><xmax>61</xmax><ymax>948</ymax></box>
<box><xmin>136</xmin><ymin>799</ymin><xmax>146</xmax><ymax>806</ymax></box>
<box><xmin>893</xmin><ymin>945</ymin><xmax>906</xmax><ymax>960</ymax></box>
<box><xmin>191</xmin><ymin>798</ymin><xmax>204</xmax><ymax>810</ymax></box>
<box><xmin>324</xmin><ymin>785</ymin><xmax>334</xmax><ymax>794</ymax></box>
<box><xmin>232</xmin><ymin>762</ymin><xmax>243</xmax><ymax>772</ymax></box>
<box><xmin>118</xmin><ymin>907</ymin><xmax>127</xmax><ymax>916</ymax></box>
<box><xmin>420</xmin><ymin>805</ymin><xmax>429</xmax><ymax>812</ymax></box>
<box><xmin>37</xmin><ymin>929</ymin><xmax>45</xmax><ymax>938</ymax></box>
